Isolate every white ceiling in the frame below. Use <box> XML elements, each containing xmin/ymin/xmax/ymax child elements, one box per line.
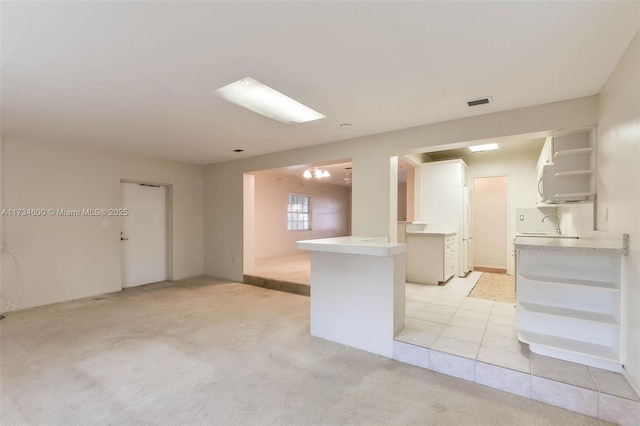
<box><xmin>2</xmin><ymin>2</ymin><xmax>638</xmax><ymax>165</ymax></box>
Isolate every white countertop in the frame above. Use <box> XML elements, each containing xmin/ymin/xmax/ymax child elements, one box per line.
<box><xmin>296</xmin><ymin>236</ymin><xmax>407</xmax><ymax>257</ymax></box>
<box><xmin>406</xmin><ymin>230</ymin><xmax>456</xmax><ymax>236</ymax></box>
<box><xmin>514</xmin><ymin>235</ymin><xmax>627</xmax><ymax>255</ymax></box>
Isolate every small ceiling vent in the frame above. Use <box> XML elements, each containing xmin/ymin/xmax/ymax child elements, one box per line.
<box><xmin>467</xmin><ymin>96</ymin><xmax>493</xmax><ymax>107</ymax></box>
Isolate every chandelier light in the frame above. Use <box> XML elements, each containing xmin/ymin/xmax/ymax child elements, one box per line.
<box><xmin>303</xmin><ymin>168</ymin><xmax>331</xmax><ymax>179</ymax></box>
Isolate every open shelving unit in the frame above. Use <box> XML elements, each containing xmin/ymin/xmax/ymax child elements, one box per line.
<box><xmin>549</xmin><ymin>129</ymin><xmax>596</xmax><ymax>201</ymax></box>
<box><xmin>516</xmin><ymin>248</ymin><xmax>623</xmax><ymax>372</ymax></box>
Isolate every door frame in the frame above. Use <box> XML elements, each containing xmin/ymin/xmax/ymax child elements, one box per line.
<box><xmin>120</xmin><ymin>179</ymin><xmax>173</xmax><ymax>284</ymax></box>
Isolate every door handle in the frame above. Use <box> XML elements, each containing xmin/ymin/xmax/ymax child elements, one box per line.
<box><xmin>121</xmin><ymin>237</ymin><xmax>129</xmax><ymax>241</ymax></box>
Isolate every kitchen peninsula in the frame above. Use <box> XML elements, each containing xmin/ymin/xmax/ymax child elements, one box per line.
<box><xmin>297</xmin><ymin>236</ymin><xmax>406</xmax><ymax>357</ymax></box>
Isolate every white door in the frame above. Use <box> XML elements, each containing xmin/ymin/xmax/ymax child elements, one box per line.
<box><xmin>121</xmin><ymin>182</ymin><xmax>167</xmax><ymax>288</ymax></box>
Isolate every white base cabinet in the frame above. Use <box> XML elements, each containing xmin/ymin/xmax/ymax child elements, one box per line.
<box><xmin>516</xmin><ymin>247</ymin><xmax>623</xmax><ymax>372</ymax></box>
<box><xmin>406</xmin><ymin>233</ymin><xmax>456</xmax><ymax>285</ymax></box>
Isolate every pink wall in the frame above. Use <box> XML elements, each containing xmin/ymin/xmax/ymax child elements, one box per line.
<box><xmin>473</xmin><ymin>175</ymin><xmax>509</xmax><ymax>269</ymax></box>
<box><xmin>253</xmin><ymin>172</ymin><xmax>351</xmax><ymax>259</ymax></box>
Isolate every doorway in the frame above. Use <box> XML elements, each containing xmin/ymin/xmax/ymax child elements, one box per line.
<box><xmin>121</xmin><ymin>181</ymin><xmax>171</xmax><ymax>288</ymax></box>
<box><xmin>472</xmin><ymin>176</ymin><xmax>509</xmax><ymax>272</ymax></box>
<box><xmin>242</xmin><ymin>161</ymin><xmax>352</xmax><ymax>293</ymax></box>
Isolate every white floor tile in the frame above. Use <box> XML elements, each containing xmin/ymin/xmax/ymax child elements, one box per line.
<box><xmin>430</xmin><ymin>295</ymin><xmax>466</xmax><ymax>308</ymax></box>
<box><xmin>487</xmin><ymin>314</ymin><xmax>516</xmax><ymax>327</ymax></box>
<box><xmin>599</xmin><ymin>393</ymin><xmax>640</xmax><ymax>426</ymax></box>
<box><xmin>447</xmin><ymin>316</ymin><xmax>487</xmax><ymax>332</ymax></box>
<box><xmin>481</xmin><ymin>332</ymin><xmax>529</xmax><ymax>354</ymax></box>
<box><xmin>477</xmin><ymin>346</ymin><xmax>530</xmax><ymax>373</ymax></box>
<box><xmin>395</xmin><ymin>329</ymin><xmax>439</xmax><ymax>348</ymax></box>
<box><xmin>439</xmin><ymin>325</ymin><xmax>483</xmax><ymax>344</ymax></box>
<box><xmin>491</xmin><ymin>301</ymin><xmax>517</xmax><ymax>318</ymax></box>
<box><xmin>484</xmin><ymin>322</ymin><xmax>517</xmax><ymax>338</ymax></box>
<box><xmin>459</xmin><ymin>298</ymin><xmax>494</xmax><ymax>313</ymax></box>
<box><xmin>404</xmin><ymin>318</ymin><xmax>446</xmax><ymax>335</ymax></box>
<box><xmin>422</xmin><ymin>303</ymin><xmax>457</xmax><ymax>316</ymax></box>
<box><xmin>531</xmin><ymin>376</ymin><xmax>599</xmax><ymax>418</ymax></box>
<box><xmin>589</xmin><ymin>367</ymin><xmax>639</xmax><ymax>400</ymax></box>
<box><xmin>431</xmin><ymin>336</ymin><xmax>480</xmax><ymax>359</ymax></box>
<box><xmin>393</xmin><ymin>340</ymin><xmax>430</xmax><ymax>368</ymax></box>
<box><xmin>429</xmin><ymin>350</ymin><xmax>476</xmax><ymax>381</ymax></box>
<box><xmin>531</xmin><ymin>353</ymin><xmax>597</xmax><ymax>391</ymax></box>
<box><xmin>476</xmin><ymin>362</ymin><xmax>531</xmax><ymax>398</ymax></box>
<box><xmin>408</xmin><ymin>310</ymin><xmax>452</xmax><ymax>325</ymax></box>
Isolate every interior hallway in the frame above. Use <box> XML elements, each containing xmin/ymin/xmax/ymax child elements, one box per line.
<box><xmin>0</xmin><ymin>277</ymin><xmax>605</xmax><ymax>425</ymax></box>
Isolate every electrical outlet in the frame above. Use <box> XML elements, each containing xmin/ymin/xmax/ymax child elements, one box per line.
<box><xmin>604</xmin><ymin>208</ymin><xmax>609</xmax><ymax>222</ymax></box>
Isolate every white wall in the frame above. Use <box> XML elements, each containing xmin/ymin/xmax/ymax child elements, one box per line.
<box><xmin>2</xmin><ymin>136</ymin><xmax>204</xmax><ymax>310</ymax></box>
<box><xmin>253</xmin><ymin>172</ymin><xmax>350</xmax><ymax>259</ymax></box>
<box><xmin>595</xmin><ymin>32</ymin><xmax>640</xmax><ymax>392</ymax></box>
<box><xmin>465</xmin><ymin>144</ymin><xmax>542</xmax><ymax>274</ymax></box>
<box><xmin>204</xmin><ymin>96</ymin><xmax>598</xmax><ymax>282</ymax></box>
<box><xmin>473</xmin><ymin>176</ymin><xmax>509</xmax><ymax>269</ymax></box>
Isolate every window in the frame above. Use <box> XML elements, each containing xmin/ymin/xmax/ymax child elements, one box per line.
<box><xmin>287</xmin><ymin>193</ymin><xmax>310</xmax><ymax>231</ymax></box>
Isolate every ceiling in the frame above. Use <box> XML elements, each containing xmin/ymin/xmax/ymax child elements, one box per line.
<box><xmin>2</xmin><ymin>2</ymin><xmax>638</xmax><ymax>165</ymax></box>
<box><xmin>423</xmin><ymin>137</ymin><xmax>546</xmax><ymax>163</ymax></box>
<box><xmin>256</xmin><ymin>162</ymin><xmax>353</xmax><ymax>188</ymax></box>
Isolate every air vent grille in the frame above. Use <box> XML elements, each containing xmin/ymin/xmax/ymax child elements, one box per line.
<box><xmin>467</xmin><ymin>97</ymin><xmax>492</xmax><ymax>107</ymax></box>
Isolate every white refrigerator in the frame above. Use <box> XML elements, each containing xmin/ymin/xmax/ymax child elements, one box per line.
<box><xmin>417</xmin><ymin>159</ymin><xmax>473</xmax><ymax>277</ymax></box>
<box><xmin>462</xmin><ymin>187</ymin><xmax>474</xmax><ymax>274</ymax></box>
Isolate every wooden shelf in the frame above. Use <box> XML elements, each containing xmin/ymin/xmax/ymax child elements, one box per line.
<box><xmin>518</xmin><ymin>274</ymin><xmax>618</xmax><ymax>291</ymax></box>
<box><xmin>519</xmin><ymin>302</ymin><xmax>619</xmax><ymax>325</ymax></box>
<box><xmin>554</xmin><ymin>147</ymin><xmax>594</xmax><ymax>158</ymax></box>
<box><xmin>554</xmin><ymin>169</ymin><xmax>594</xmax><ymax>177</ymax></box>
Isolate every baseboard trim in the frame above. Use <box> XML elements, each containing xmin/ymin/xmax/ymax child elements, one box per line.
<box><xmin>474</xmin><ymin>266</ymin><xmax>508</xmax><ymax>274</ymax></box>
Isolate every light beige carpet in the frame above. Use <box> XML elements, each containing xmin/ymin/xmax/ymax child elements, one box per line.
<box><xmin>469</xmin><ymin>272</ymin><xmax>516</xmax><ymax>303</ymax></box>
<box><xmin>0</xmin><ymin>276</ymin><xmax>602</xmax><ymax>425</ymax></box>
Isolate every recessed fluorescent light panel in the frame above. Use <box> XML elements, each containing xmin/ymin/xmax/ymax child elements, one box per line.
<box><xmin>468</xmin><ymin>143</ymin><xmax>499</xmax><ymax>153</ymax></box>
<box><xmin>214</xmin><ymin>77</ymin><xmax>326</xmax><ymax>124</ymax></box>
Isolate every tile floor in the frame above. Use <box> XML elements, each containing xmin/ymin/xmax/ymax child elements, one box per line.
<box><xmin>395</xmin><ymin>271</ymin><xmax>639</xmax><ymax>424</ymax></box>
<box><xmin>399</xmin><ymin>272</ymin><xmax>530</xmax><ymax>370</ymax></box>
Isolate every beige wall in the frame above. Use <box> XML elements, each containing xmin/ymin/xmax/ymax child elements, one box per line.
<box><xmin>596</xmin><ymin>32</ymin><xmax>640</xmax><ymax>391</ymax></box>
<box><xmin>204</xmin><ymin>96</ymin><xmax>598</xmax><ymax>282</ymax></box>
<box><xmin>465</xmin><ymin>144</ymin><xmax>541</xmax><ymax>274</ymax></box>
<box><xmin>472</xmin><ymin>176</ymin><xmax>508</xmax><ymax>269</ymax></box>
<box><xmin>253</xmin><ymin>172</ymin><xmax>350</xmax><ymax>259</ymax></box>
<box><xmin>1</xmin><ymin>137</ymin><xmax>204</xmax><ymax>310</ymax></box>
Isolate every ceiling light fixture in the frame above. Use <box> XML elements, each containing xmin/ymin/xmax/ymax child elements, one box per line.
<box><xmin>303</xmin><ymin>167</ymin><xmax>331</xmax><ymax>179</ymax></box>
<box><xmin>214</xmin><ymin>77</ymin><xmax>326</xmax><ymax>124</ymax></box>
<box><xmin>468</xmin><ymin>143</ymin><xmax>499</xmax><ymax>153</ymax></box>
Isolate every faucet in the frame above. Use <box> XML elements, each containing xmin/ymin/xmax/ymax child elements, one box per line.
<box><xmin>542</xmin><ymin>214</ymin><xmax>561</xmax><ymax>235</ymax></box>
